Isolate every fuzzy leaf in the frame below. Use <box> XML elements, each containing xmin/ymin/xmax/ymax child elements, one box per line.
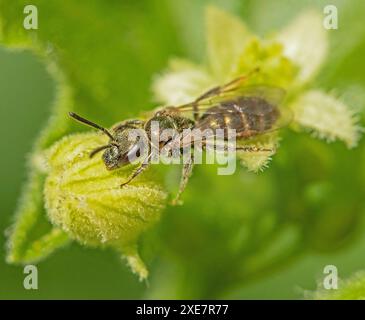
<box><xmin>44</xmin><ymin>132</ymin><xmax>167</xmax><ymax>279</ymax></box>
<box><xmin>238</xmin><ymin>133</ymin><xmax>279</xmax><ymax>172</ymax></box>
<box><xmin>4</xmin><ymin>60</ymin><xmax>75</xmax><ymax>264</ymax></box>
<box><xmin>206</xmin><ymin>6</ymin><xmax>252</xmax><ymax>79</ymax></box>
<box><xmin>153</xmin><ymin>58</ymin><xmax>214</xmax><ymax>105</ymax></box>
<box><xmin>235</xmin><ymin>38</ymin><xmax>297</xmax><ymax>89</ymax></box>
<box><xmin>276</xmin><ymin>10</ymin><xmax>328</xmax><ymax>84</ymax></box>
<box><xmin>290</xmin><ymin>90</ymin><xmax>362</xmax><ymax>148</ymax></box>
<box><xmin>19</xmin><ymin>229</ymin><xmax>70</xmax><ymax>263</ymax></box>
<box><xmin>1</xmin><ymin>0</ymin><xmax>174</xmax><ymax>274</ymax></box>
<box><xmin>316</xmin><ymin>272</ymin><xmax>365</xmax><ymax>300</ymax></box>
<box><xmin>6</xmin><ymin>168</ymin><xmax>70</xmax><ymax>264</ymax></box>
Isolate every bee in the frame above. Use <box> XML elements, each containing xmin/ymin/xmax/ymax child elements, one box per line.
<box><xmin>69</xmin><ymin>69</ymin><xmax>290</xmax><ymax>204</ymax></box>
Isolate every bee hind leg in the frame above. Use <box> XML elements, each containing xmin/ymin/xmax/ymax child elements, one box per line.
<box><xmin>171</xmin><ymin>154</ymin><xmax>194</xmax><ymax>206</ymax></box>
<box><xmin>205</xmin><ymin>142</ymin><xmax>275</xmax><ymax>153</ymax></box>
<box><xmin>113</xmin><ymin>119</ymin><xmax>145</xmax><ymax>133</ymax></box>
<box><xmin>190</xmin><ymin>68</ymin><xmax>259</xmax><ymax>120</ymax></box>
<box><xmin>194</xmin><ymin>68</ymin><xmax>260</xmax><ymax>103</ymax></box>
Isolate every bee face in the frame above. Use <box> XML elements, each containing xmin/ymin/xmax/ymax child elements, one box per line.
<box><xmin>102</xmin><ymin>145</ymin><xmax>124</xmax><ymax>170</ymax></box>
<box><xmin>102</xmin><ymin>128</ymin><xmax>143</xmax><ymax>170</ymax></box>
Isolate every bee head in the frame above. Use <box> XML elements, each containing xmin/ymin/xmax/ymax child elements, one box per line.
<box><xmin>69</xmin><ymin>112</ymin><xmax>146</xmax><ymax>170</ymax></box>
<box><xmin>102</xmin><ymin>128</ymin><xmax>144</xmax><ymax>170</ymax></box>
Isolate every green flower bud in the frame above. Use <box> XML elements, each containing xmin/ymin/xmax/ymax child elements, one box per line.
<box><xmin>44</xmin><ymin>132</ymin><xmax>167</xmax><ymax>280</ymax></box>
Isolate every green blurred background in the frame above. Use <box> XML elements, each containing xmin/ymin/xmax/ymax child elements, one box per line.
<box><xmin>1</xmin><ymin>0</ymin><xmax>365</xmax><ymax>299</ymax></box>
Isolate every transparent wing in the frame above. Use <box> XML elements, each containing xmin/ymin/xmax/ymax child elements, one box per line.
<box><xmin>175</xmin><ymin>85</ymin><xmax>286</xmax><ymax>114</ymax></box>
<box><xmin>174</xmin><ymin>84</ymin><xmax>292</xmax><ymax>133</ymax></box>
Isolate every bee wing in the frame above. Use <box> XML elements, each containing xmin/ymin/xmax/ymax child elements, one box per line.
<box><xmin>174</xmin><ymin>85</ymin><xmax>292</xmax><ymax>132</ymax></box>
<box><xmin>175</xmin><ymin>85</ymin><xmax>285</xmax><ymax>113</ymax></box>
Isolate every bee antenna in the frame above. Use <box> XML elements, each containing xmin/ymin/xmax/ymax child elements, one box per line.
<box><xmin>69</xmin><ymin>112</ymin><xmax>114</xmax><ymax>140</ymax></box>
<box><xmin>89</xmin><ymin>143</ymin><xmax>117</xmax><ymax>158</ymax></box>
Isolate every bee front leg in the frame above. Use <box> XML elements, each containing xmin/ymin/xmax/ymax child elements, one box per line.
<box><xmin>120</xmin><ymin>160</ymin><xmax>151</xmax><ymax>188</ymax></box>
<box><xmin>171</xmin><ymin>154</ymin><xmax>194</xmax><ymax>206</ymax></box>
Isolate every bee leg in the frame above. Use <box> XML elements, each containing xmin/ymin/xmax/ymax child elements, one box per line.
<box><xmin>191</xmin><ymin>68</ymin><xmax>259</xmax><ymax>120</ymax></box>
<box><xmin>89</xmin><ymin>144</ymin><xmax>117</xmax><ymax>158</ymax></box>
<box><xmin>171</xmin><ymin>155</ymin><xmax>194</xmax><ymax>206</ymax></box>
<box><xmin>113</xmin><ymin>119</ymin><xmax>144</xmax><ymax>131</ymax></box>
<box><xmin>220</xmin><ymin>67</ymin><xmax>260</xmax><ymax>91</ymax></box>
<box><xmin>236</xmin><ymin>146</ymin><xmax>275</xmax><ymax>153</ymax></box>
<box><xmin>195</xmin><ymin>68</ymin><xmax>260</xmax><ymax>103</ymax></box>
<box><xmin>120</xmin><ymin>161</ymin><xmax>151</xmax><ymax>187</ymax></box>
<box><xmin>204</xmin><ymin>141</ymin><xmax>274</xmax><ymax>153</ymax></box>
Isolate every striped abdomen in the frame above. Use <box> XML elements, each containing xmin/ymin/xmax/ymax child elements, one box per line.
<box><xmin>194</xmin><ymin>96</ymin><xmax>280</xmax><ymax>138</ymax></box>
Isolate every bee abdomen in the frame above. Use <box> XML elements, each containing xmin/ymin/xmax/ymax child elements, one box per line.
<box><xmin>196</xmin><ymin>97</ymin><xmax>279</xmax><ymax>138</ymax></box>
